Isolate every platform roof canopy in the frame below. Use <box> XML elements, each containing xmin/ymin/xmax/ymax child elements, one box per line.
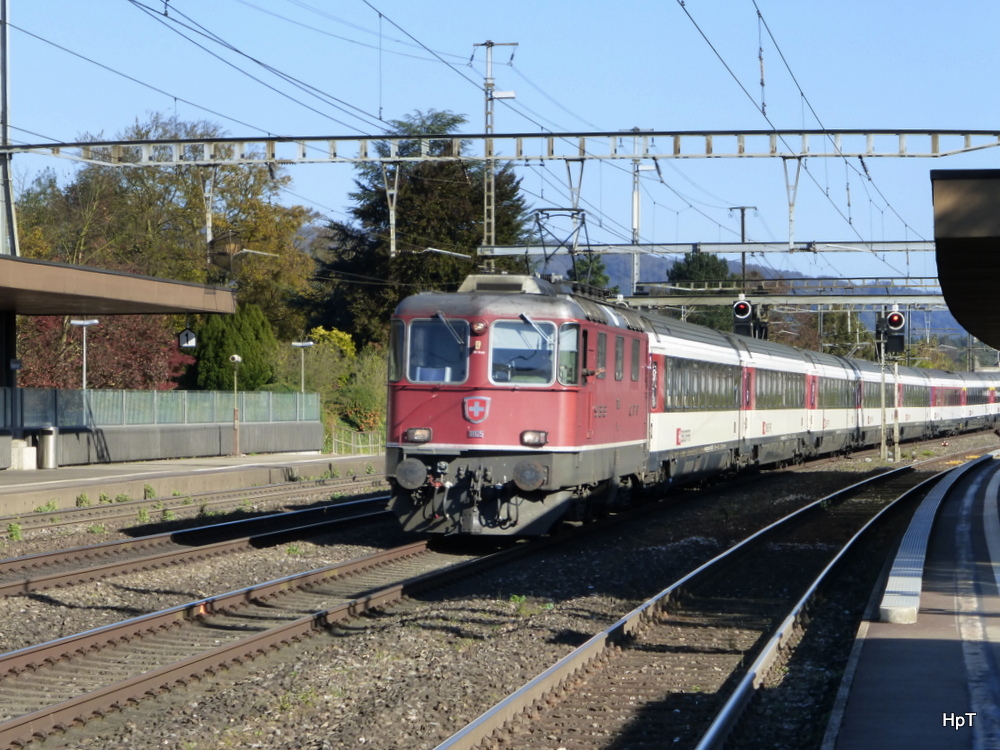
<box><xmin>0</xmin><ymin>255</ymin><xmax>235</xmax><ymax>316</ymax></box>
<box><xmin>932</xmin><ymin>169</ymin><xmax>1000</xmax><ymax>351</ymax></box>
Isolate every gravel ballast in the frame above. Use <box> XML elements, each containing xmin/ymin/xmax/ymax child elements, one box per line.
<box><xmin>4</xmin><ymin>433</ymin><xmax>996</xmax><ymax>750</ymax></box>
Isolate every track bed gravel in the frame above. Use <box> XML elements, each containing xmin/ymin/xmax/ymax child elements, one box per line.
<box><xmin>5</xmin><ymin>433</ymin><xmax>995</xmax><ymax>750</ymax></box>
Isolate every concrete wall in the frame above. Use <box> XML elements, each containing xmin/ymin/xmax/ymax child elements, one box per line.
<box><xmin>33</xmin><ymin>421</ymin><xmax>324</xmax><ymax>466</ymax></box>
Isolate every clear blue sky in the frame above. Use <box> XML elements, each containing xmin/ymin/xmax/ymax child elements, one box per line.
<box><xmin>9</xmin><ymin>0</ymin><xmax>1000</xmax><ymax>281</ymax></box>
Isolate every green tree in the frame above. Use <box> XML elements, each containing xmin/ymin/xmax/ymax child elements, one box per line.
<box><xmin>338</xmin><ymin>345</ymin><xmax>388</xmax><ymax>432</ymax></box>
<box><xmin>16</xmin><ymin>113</ymin><xmax>320</xmax><ymax>382</ymax></box>
<box><xmin>311</xmin><ymin>109</ymin><xmax>530</xmax><ymax>347</ymax></box>
<box><xmin>567</xmin><ymin>252</ymin><xmax>618</xmax><ymax>292</ymax></box>
<box><xmin>819</xmin><ymin>308</ymin><xmax>877</xmax><ymax>359</ymax></box>
<box><xmin>194</xmin><ymin>304</ymin><xmax>277</xmax><ymax>391</ymax></box>
<box><xmin>666</xmin><ymin>252</ymin><xmax>735</xmax><ymax>330</ymax></box>
<box><xmin>270</xmin><ymin>326</ymin><xmax>356</xmax><ymax>397</ymax></box>
<box><xmin>911</xmin><ymin>336</ymin><xmax>960</xmax><ymax>369</ymax></box>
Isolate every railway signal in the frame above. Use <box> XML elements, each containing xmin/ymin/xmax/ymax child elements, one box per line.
<box><xmin>733</xmin><ymin>298</ymin><xmax>753</xmax><ymax>337</ymax></box>
<box><xmin>732</xmin><ymin>297</ymin><xmax>769</xmax><ymax>339</ymax></box>
<box><xmin>885</xmin><ymin>310</ymin><xmax>906</xmax><ymax>353</ymax></box>
<box><xmin>876</xmin><ymin>307</ymin><xmax>906</xmax><ymax>358</ymax></box>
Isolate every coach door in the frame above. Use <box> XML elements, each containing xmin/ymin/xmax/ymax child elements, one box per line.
<box><xmin>740</xmin><ymin>366</ymin><xmax>755</xmax><ymax>444</ymax></box>
<box><xmin>806</xmin><ymin>373</ymin><xmax>819</xmax><ymax>433</ymax></box>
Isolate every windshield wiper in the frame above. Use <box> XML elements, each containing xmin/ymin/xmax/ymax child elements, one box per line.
<box><xmin>434</xmin><ymin>311</ymin><xmax>465</xmax><ymax>346</ymax></box>
<box><xmin>520</xmin><ymin>313</ymin><xmax>553</xmax><ymax>346</ymax></box>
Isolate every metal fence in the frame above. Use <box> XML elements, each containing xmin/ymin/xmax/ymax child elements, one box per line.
<box><xmin>331</xmin><ymin>426</ymin><xmax>385</xmax><ymax>455</ymax></box>
<box><xmin>16</xmin><ymin>388</ymin><xmax>321</xmax><ymax>429</ymax></box>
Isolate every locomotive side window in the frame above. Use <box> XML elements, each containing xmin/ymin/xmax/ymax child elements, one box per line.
<box><xmin>407</xmin><ymin>317</ymin><xmax>470</xmax><ymax>383</ymax></box>
<box><xmin>558</xmin><ymin>324</ymin><xmax>580</xmax><ymax>385</ymax></box>
<box><xmin>490</xmin><ymin>319</ymin><xmax>556</xmax><ymax>384</ymax></box>
<box><xmin>596</xmin><ymin>333</ymin><xmax>607</xmax><ymax>379</ymax></box>
<box><xmin>614</xmin><ymin>336</ymin><xmax>625</xmax><ymax>380</ymax></box>
<box><xmin>631</xmin><ymin>339</ymin><xmax>641</xmax><ymax>381</ymax></box>
<box><xmin>388</xmin><ymin>320</ymin><xmax>404</xmax><ymax>382</ymax></box>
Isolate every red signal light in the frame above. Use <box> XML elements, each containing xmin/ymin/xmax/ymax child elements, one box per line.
<box><xmin>886</xmin><ymin>311</ymin><xmax>905</xmax><ymax>331</ymax></box>
<box><xmin>733</xmin><ymin>300</ymin><xmax>752</xmax><ymax>320</ymax></box>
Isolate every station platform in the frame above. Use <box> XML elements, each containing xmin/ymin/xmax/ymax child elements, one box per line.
<box><xmin>826</xmin><ymin>454</ymin><xmax>1000</xmax><ymax>749</ymax></box>
<box><xmin>0</xmin><ymin>452</ymin><xmax>385</xmax><ymax>516</ymax></box>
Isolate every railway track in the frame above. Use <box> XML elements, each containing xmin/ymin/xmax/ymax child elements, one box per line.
<box><xmin>0</xmin><ymin>496</ymin><xmax>389</xmax><ymax>596</ymax></box>
<box><xmin>0</xmin><ymin>473</ymin><xmax>387</xmax><ymax>538</ymax></box>
<box><xmin>0</xmin><ymin>540</ymin><xmax>477</xmax><ymax>747</ymax></box>
<box><xmin>434</xmin><ymin>451</ymin><xmax>996</xmax><ymax>750</ymax></box>
<box><xmin>0</xmin><ymin>522</ymin><xmax>605</xmax><ymax>748</ymax></box>
<box><xmin>0</xmin><ymin>439</ymin><xmax>993</xmax><ymax>748</ymax></box>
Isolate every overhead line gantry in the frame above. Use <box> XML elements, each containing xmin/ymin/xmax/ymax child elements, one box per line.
<box><xmin>6</xmin><ymin>128</ymin><xmax>995</xmax><ymax>261</ymax></box>
<box><xmin>7</xmin><ymin>129</ymin><xmax>999</xmax><ymax>167</ymax></box>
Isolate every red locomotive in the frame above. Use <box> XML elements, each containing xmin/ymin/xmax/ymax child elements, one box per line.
<box><xmin>386</xmin><ymin>273</ymin><xmax>1000</xmax><ymax>536</ymax></box>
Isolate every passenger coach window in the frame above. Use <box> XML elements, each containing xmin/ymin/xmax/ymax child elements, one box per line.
<box><xmin>558</xmin><ymin>324</ymin><xmax>580</xmax><ymax>385</ymax></box>
<box><xmin>388</xmin><ymin>320</ymin><xmax>404</xmax><ymax>382</ymax></box>
<box><xmin>407</xmin><ymin>317</ymin><xmax>470</xmax><ymax>383</ymax></box>
<box><xmin>490</xmin><ymin>318</ymin><xmax>557</xmax><ymax>384</ymax></box>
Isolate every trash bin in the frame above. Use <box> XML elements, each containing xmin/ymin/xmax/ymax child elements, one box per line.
<box><xmin>38</xmin><ymin>425</ymin><xmax>58</xmax><ymax>469</ymax></box>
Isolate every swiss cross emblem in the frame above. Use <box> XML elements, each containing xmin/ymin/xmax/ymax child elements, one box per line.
<box><xmin>464</xmin><ymin>396</ymin><xmax>491</xmax><ymax>424</ymax></box>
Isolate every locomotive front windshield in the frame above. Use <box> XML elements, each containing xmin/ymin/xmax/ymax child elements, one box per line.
<box><xmin>407</xmin><ymin>316</ymin><xmax>470</xmax><ymax>383</ymax></box>
<box><xmin>491</xmin><ymin>318</ymin><xmax>557</xmax><ymax>384</ymax></box>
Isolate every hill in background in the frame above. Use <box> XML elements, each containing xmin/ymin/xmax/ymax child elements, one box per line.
<box><xmin>530</xmin><ymin>250</ymin><xmax>964</xmax><ymax>339</ymax></box>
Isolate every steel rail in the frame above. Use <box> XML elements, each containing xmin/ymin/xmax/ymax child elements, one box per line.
<box><xmin>0</xmin><ymin>497</ymin><xmax>389</xmax><ymax>596</ymax></box>
<box><xmin>0</xmin><ymin>531</ymin><xmax>566</xmax><ymax>748</ymax></box>
<box><xmin>693</xmin><ymin>452</ymin><xmax>996</xmax><ymax>749</ymax></box>
<box><xmin>432</xmin><ymin>454</ymin><xmax>981</xmax><ymax>750</ymax></box>
<box><xmin>1</xmin><ymin>473</ymin><xmax>387</xmax><ymax>535</ymax></box>
<box><xmin>0</xmin><ymin>540</ymin><xmax>437</xmax><ymax>746</ymax></box>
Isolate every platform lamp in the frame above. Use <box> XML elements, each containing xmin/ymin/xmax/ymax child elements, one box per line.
<box><xmin>291</xmin><ymin>341</ymin><xmax>314</xmax><ymax>393</ymax></box>
<box><xmin>69</xmin><ymin>319</ymin><xmax>99</xmax><ymax>390</ymax></box>
<box><xmin>230</xmin><ymin>354</ymin><xmax>242</xmax><ymax>456</ymax></box>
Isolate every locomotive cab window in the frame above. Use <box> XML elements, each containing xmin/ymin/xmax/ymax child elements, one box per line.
<box><xmin>407</xmin><ymin>316</ymin><xmax>470</xmax><ymax>383</ymax></box>
<box><xmin>490</xmin><ymin>318</ymin><xmax>557</xmax><ymax>384</ymax></box>
<box><xmin>558</xmin><ymin>323</ymin><xmax>580</xmax><ymax>385</ymax></box>
<box><xmin>388</xmin><ymin>320</ymin><xmax>404</xmax><ymax>382</ymax></box>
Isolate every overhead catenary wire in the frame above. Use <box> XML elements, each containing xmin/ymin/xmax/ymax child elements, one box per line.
<box><xmin>9</xmin><ymin>23</ymin><xmax>268</xmax><ymax>139</ymax></box>
<box><xmin>127</xmin><ymin>0</ymin><xmax>387</xmax><ymax>133</ymax></box>
<box><xmin>674</xmin><ymin>0</ymin><xmax>918</xmax><ymax>276</ymax></box>
<box><xmin>751</xmin><ymin>0</ymin><xmax>922</xmax><ymax>242</ymax></box>
<box><xmin>234</xmin><ymin>0</ymin><xmax>468</xmax><ymax>63</ymax></box>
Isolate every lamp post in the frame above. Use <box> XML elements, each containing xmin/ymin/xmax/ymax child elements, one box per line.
<box><xmin>291</xmin><ymin>341</ymin><xmax>314</xmax><ymax>393</ymax></box>
<box><xmin>69</xmin><ymin>319</ymin><xmax>99</xmax><ymax>390</ymax></box>
<box><xmin>230</xmin><ymin>354</ymin><xmax>242</xmax><ymax>456</ymax></box>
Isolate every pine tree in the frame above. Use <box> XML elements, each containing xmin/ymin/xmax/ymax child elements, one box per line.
<box><xmin>666</xmin><ymin>253</ymin><xmax>735</xmax><ymax>330</ymax></box>
<box><xmin>312</xmin><ymin>110</ymin><xmax>530</xmax><ymax>346</ymax></box>
<box><xmin>567</xmin><ymin>252</ymin><xmax>618</xmax><ymax>292</ymax></box>
<box><xmin>194</xmin><ymin>304</ymin><xmax>277</xmax><ymax>391</ymax></box>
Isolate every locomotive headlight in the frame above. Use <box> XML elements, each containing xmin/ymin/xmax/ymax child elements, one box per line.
<box><xmin>404</xmin><ymin>427</ymin><xmax>432</xmax><ymax>443</ymax></box>
<box><xmin>520</xmin><ymin>430</ymin><xmax>549</xmax><ymax>447</ymax></box>
<box><xmin>470</xmin><ymin>321</ymin><xmax>487</xmax><ymax>335</ymax></box>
